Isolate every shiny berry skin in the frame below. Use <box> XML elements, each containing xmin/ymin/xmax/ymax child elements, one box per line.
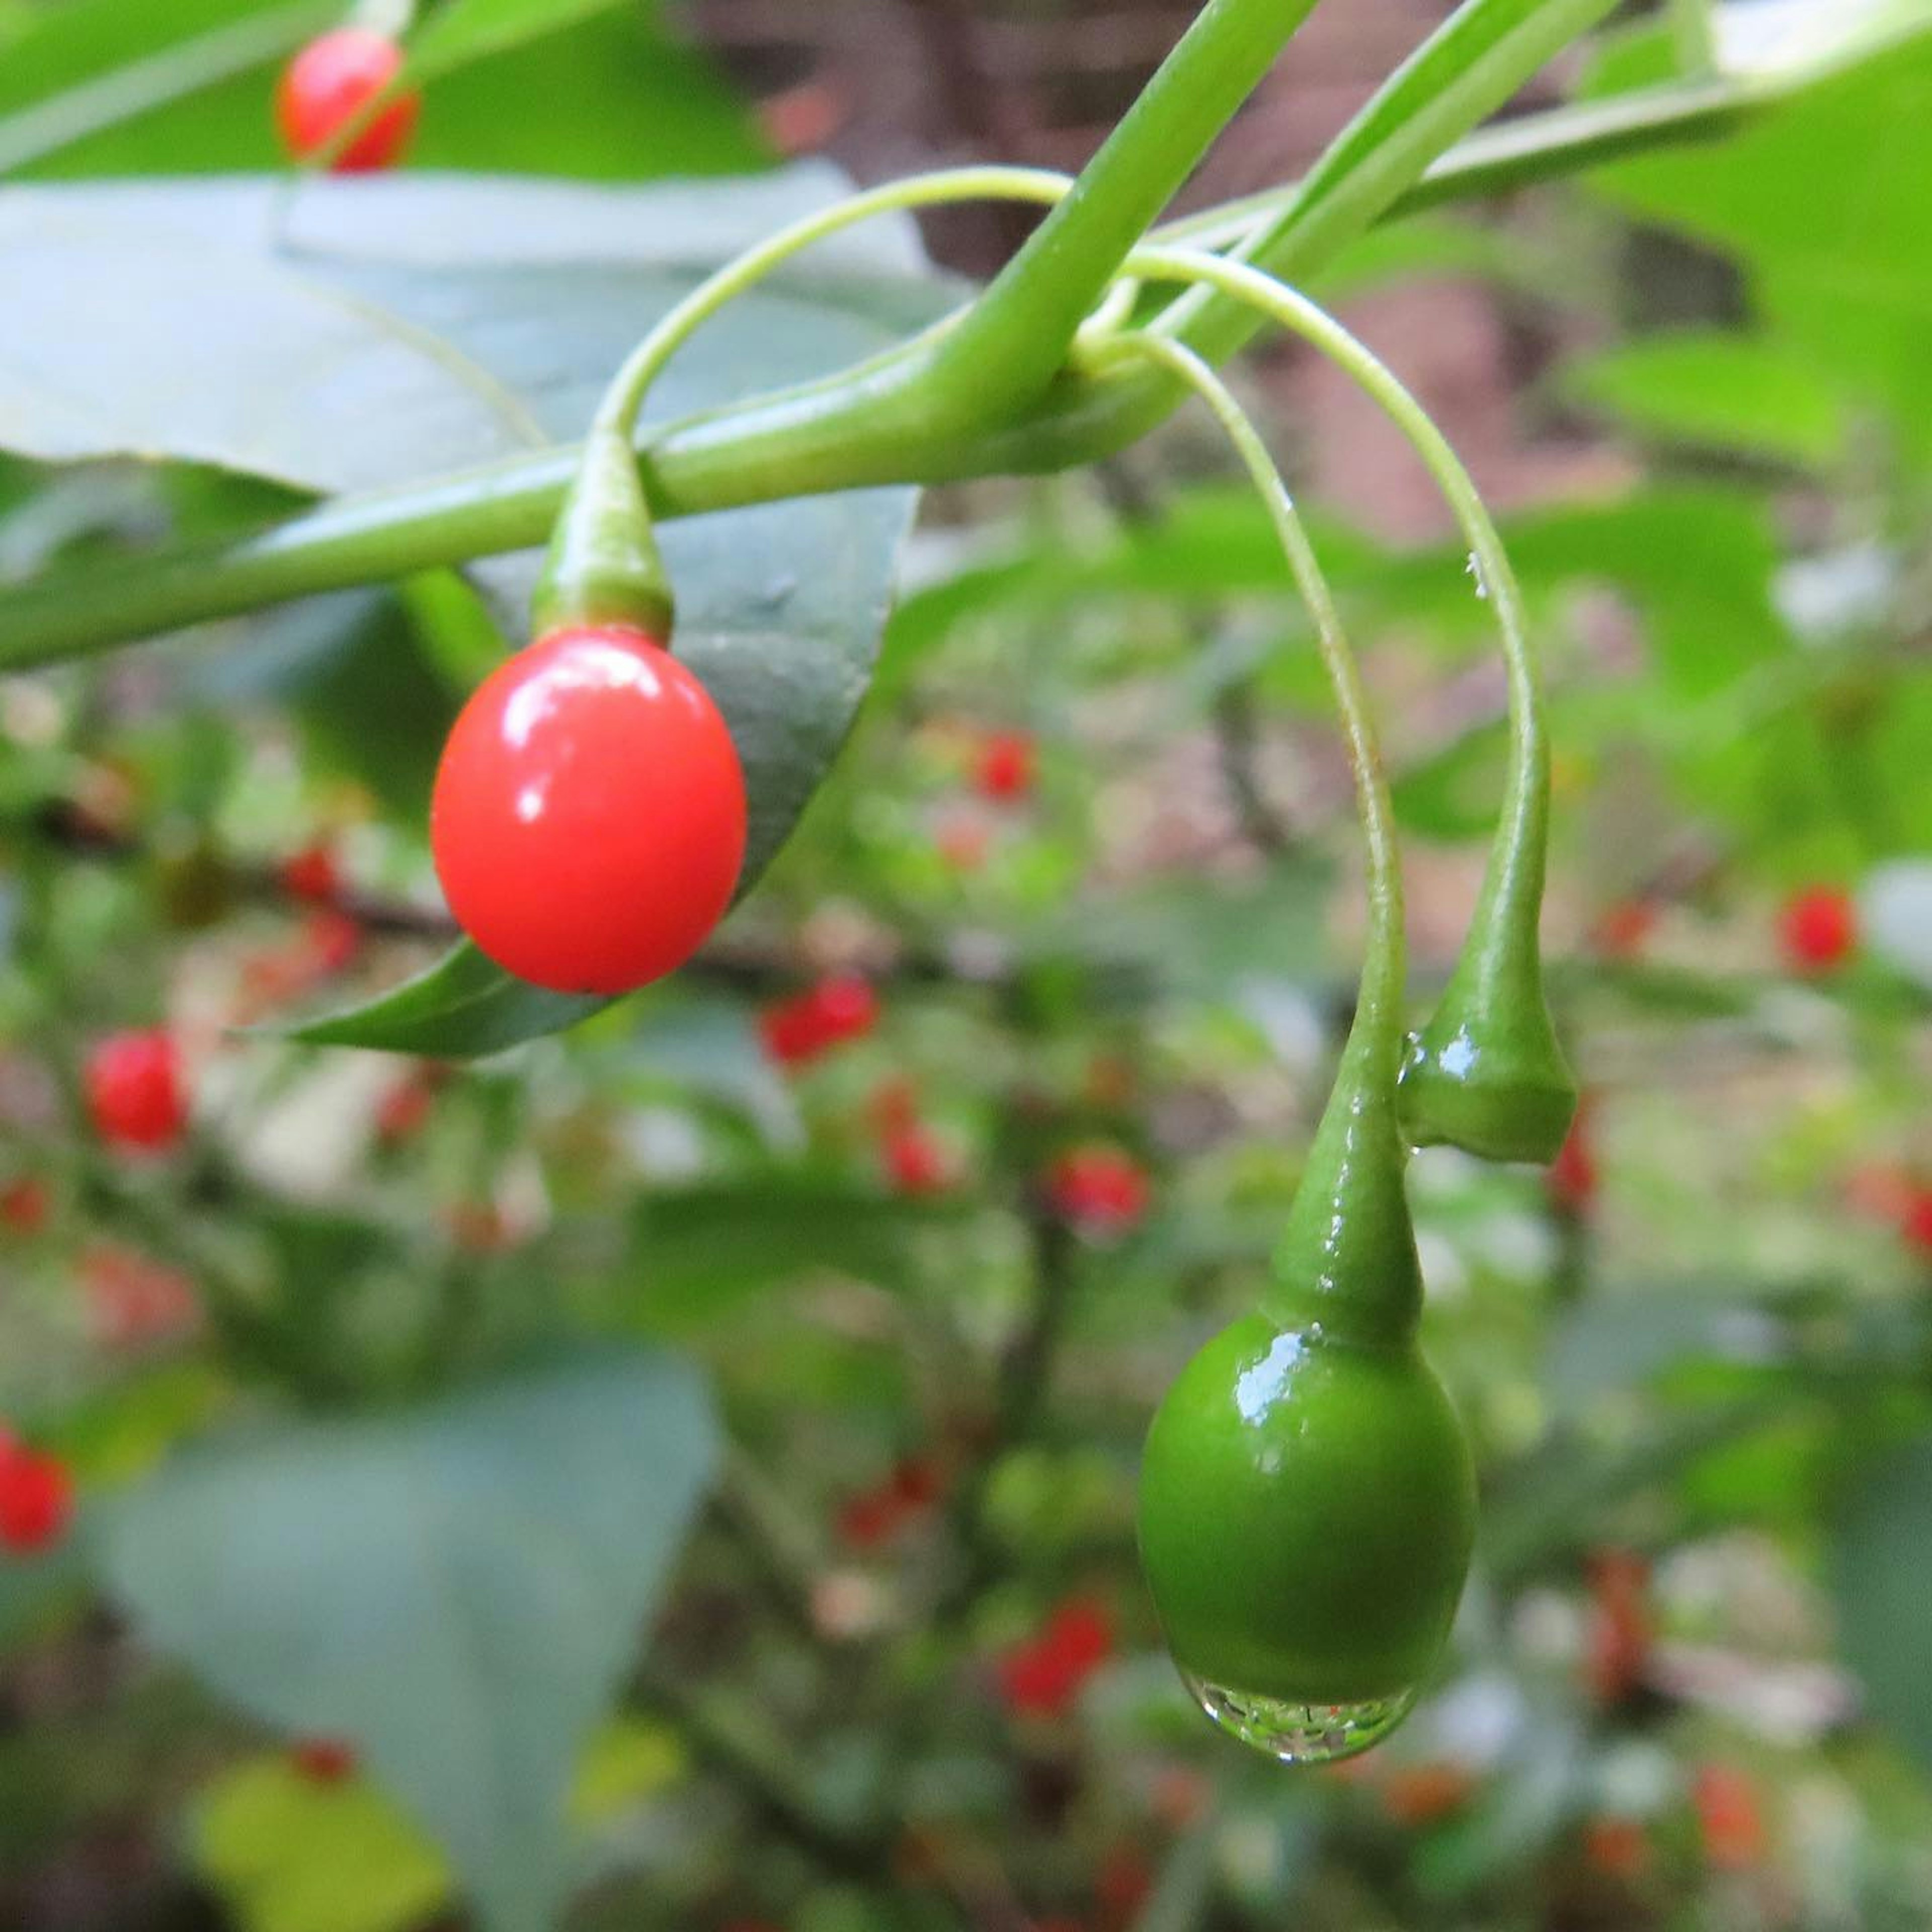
<box><xmin>1138</xmin><ymin>1317</ymin><xmax>1475</xmax><ymax>1713</ymax></box>
<box><xmin>85</xmin><ymin>1030</ymin><xmax>189</xmax><ymax>1152</ymax></box>
<box><xmin>431</xmin><ymin>626</ymin><xmax>746</xmax><ymax>996</ymax></box>
<box><xmin>974</xmin><ymin>730</ymin><xmax>1036</xmax><ymax>802</ymax></box>
<box><xmin>0</xmin><ymin>1444</ymin><xmax>73</xmax><ymax>1554</ymax></box>
<box><xmin>276</xmin><ymin>28</ymin><xmax>420</xmax><ymax>173</ymax></box>
<box><xmin>1779</xmin><ymin>885</ymin><xmax>1857</xmax><ymax>974</ymax></box>
<box><xmin>1046</xmin><ymin>1147</ymin><xmax>1149</xmax><ymax>1234</ymax></box>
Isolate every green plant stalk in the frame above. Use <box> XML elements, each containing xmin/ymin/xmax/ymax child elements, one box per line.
<box><xmin>1128</xmin><ymin>241</ymin><xmax>1548</xmax><ymax>980</ymax></box>
<box><xmin>534</xmin><ymin>166</ymin><xmax>1076</xmax><ymax>636</ymax></box>
<box><xmin>914</xmin><ymin>0</ymin><xmax>1321</xmax><ymax>424</ymax></box>
<box><xmin>0</xmin><ymin>21</ymin><xmax>1902</xmax><ymax>667</ymax></box>
<box><xmin>1668</xmin><ymin>0</ymin><xmax>1718</xmax><ymax>77</ymax></box>
<box><xmin>1077</xmin><ymin>327</ymin><xmax>1404</xmax><ymax>1076</ymax></box>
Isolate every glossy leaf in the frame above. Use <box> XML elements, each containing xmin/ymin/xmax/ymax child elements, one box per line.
<box><xmin>99</xmin><ymin>1349</ymin><xmax>720</xmax><ymax>1932</ymax></box>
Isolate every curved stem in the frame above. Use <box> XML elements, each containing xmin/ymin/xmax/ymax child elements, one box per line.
<box><xmin>1126</xmin><ymin>242</ymin><xmax>1547</xmax><ymax>986</ymax></box>
<box><xmin>1074</xmin><ymin>327</ymin><xmax>1404</xmax><ymax>1083</ymax></box>
<box><xmin>535</xmin><ymin>166</ymin><xmax>1076</xmax><ymax>634</ymax></box>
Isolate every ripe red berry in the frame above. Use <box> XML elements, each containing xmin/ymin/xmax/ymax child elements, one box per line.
<box><xmin>1778</xmin><ymin>885</ymin><xmax>1857</xmax><ymax>974</ymax></box>
<box><xmin>1045</xmin><ymin>1148</ymin><xmax>1149</xmax><ymax>1235</ymax></box>
<box><xmin>279</xmin><ymin>841</ymin><xmax>341</xmax><ymax>904</ymax></box>
<box><xmin>431</xmin><ymin>627</ymin><xmax>746</xmax><ymax>996</ymax></box>
<box><xmin>1547</xmin><ymin>1102</ymin><xmax>1596</xmax><ymax>1216</ymax></box>
<box><xmin>0</xmin><ymin>1176</ymin><xmax>49</xmax><ymax>1237</ymax></box>
<box><xmin>1590</xmin><ymin>897</ymin><xmax>1658</xmax><ymax>959</ymax></box>
<box><xmin>995</xmin><ymin>1595</ymin><xmax>1114</xmax><ymax>1718</ymax></box>
<box><xmin>85</xmin><ymin>1030</ymin><xmax>189</xmax><ymax>1153</ymax></box>
<box><xmin>0</xmin><ymin>1443</ymin><xmax>73</xmax><ymax>1554</ymax></box>
<box><xmin>80</xmin><ymin>1246</ymin><xmax>201</xmax><ymax>1351</ymax></box>
<box><xmin>1693</xmin><ymin>1763</ymin><xmax>1766</xmax><ymax>1871</ymax></box>
<box><xmin>291</xmin><ymin>1737</ymin><xmax>358</xmax><ymax>1785</ymax></box>
<box><xmin>1584</xmin><ymin>1548</ymin><xmax>1651</xmax><ymax>1705</ymax></box>
<box><xmin>1902</xmin><ymin>1189</ymin><xmax>1932</xmax><ymax>1258</ymax></box>
<box><xmin>759</xmin><ymin>973</ymin><xmax>879</xmax><ymax>1067</ymax></box>
<box><xmin>882</xmin><ymin>1123</ymin><xmax>948</xmax><ymax>1196</ymax></box>
<box><xmin>974</xmin><ymin>730</ymin><xmax>1036</xmax><ymax>803</ymax></box>
<box><xmin>276</xmin><ymin>28</ymin><xmax>419</xmax><ymax>173</ymax></box>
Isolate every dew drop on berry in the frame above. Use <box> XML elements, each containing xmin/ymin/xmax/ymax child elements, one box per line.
<box><xmin>1179</xmin><ymin>1669</ymin><xmax>1418</xmax><ymax>1765</ymax></box>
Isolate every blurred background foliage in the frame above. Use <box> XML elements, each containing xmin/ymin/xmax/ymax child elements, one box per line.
<box><xmin>2</xmin><ymin>1</ymin><xmax>1931</xmax><ymax>1930</ymax></box>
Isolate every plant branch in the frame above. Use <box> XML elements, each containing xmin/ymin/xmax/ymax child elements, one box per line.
<box><xmin>0</xmin><ymin>26</ymin><xmax>1905</xmax><ymax>667</ymax></box>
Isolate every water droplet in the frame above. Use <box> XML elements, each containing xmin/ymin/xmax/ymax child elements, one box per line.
<box><xmin>1465</xmin><ymin>551</ymin><xmax>1489</xmax><ymax>601</ymax></box>
<box><xmin>1181</xmin><ymin>1670</ymin><xmax>1418</xmax><ymax>1764</ymax></box>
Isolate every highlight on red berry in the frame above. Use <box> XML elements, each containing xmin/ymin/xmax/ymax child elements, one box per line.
<box><xmin>758</xmin><ymin>972</ymin><xmax>879</xmax><ymax>1067</ymax></box>
<box><xmin>973</xmin><ymin>729</ymin><xmax>1036</xmax><ymax>803</ymax></box>
<box><xmin>1778</xmin><ymin>884</ymin><xmax>1857</xmax><ymax>975</ymax></box>
<box><xmin>1044</xmin><ymin>1146</ymin><xmax>1150</xmax><ymax>1235</ymax></box>
<box><xmin>276</xmin><ymin>27</ymin><xmax>420</xmax><ymax>173</ymax></box>
<box><xmin>430</xmin><ymin>625</ymin><xmax>747</xmax><ymax>997</ymax></box>
<box><xmin>0</xmin><ymin>1437</ymin><xmax>74</xmax><ymax>1555</ymax></box>
<box><xmin>84</xmin><ymin>1029</ymin><xmax>189</xmax><ymax>1153</ymax></box>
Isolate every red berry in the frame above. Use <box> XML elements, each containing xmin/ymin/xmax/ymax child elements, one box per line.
<box><xmin>1096</xmin><ymin>1845</ymin><xmax>1152</xmax><ymax>1928</ymax></box>
<box><xmin>85</xmin><ymin>1030</ymin><xmax>189</xmax><ymax>1152</ymax></box>
<box><xmin>301</xmin><ymin>909</ymin><xmax>365</xmax><ymax>977</ymax></box>
<box><xmin>1584</xmin><ymin>1548</ymin><xmax>1651</xmax><ymax>1705</ymax></box>
<box><xmin>0</xmin><ymin>1176</ymin><xmax>49</xmax><ymax>1236</ymax></box>
<box><xmin>1902</xmin><ymin>1189</ymin><xmax>1932</xmax><ymax>1258</ymax></box>
<box><xmin>1547</xmin><ymin>1102</ymin><xmax>1596</xmax><ymax>1216</ymax></box>
<box><xmin>431</xmin><ymin>627</ymin><xmax>746</xmax><ymax>997</ymax></box>
<box><xmin>835</xmin><ymin>1455</ymin><xmax>942</xmax><ymax>1552</ymax></box>
<box><xmin>882</xmin><ymin>1123</ymin><xmax>948</xmax><ymax>1196</ymax></box>
<box><xmin>276</xmin><ymin>28</ymin><xmax>419</xmax><ymax>172</ymax></box>
<box><xmin>0</xmin><ymin>1443</ymin><xmax>73</xmax><ymax>1554</ymax></box>
<box><xmin>1045</xmin><ymin>1148</ymin><xmax>1149</xmax><ymax>1234</ymax></box>
<box><xmin>279</xmin><ymin>841</ymin><xmax>340</xmax><ymax>904</ymax></box>
<box><xmin>1693</xmin><ymin>1763</ymin><xmax>1766</xmax><ymax>1871</ymax></box>
<box><xmin>974</xmin><ymin>730</ymin><xmax>1036</xmax><ymax>803</ymax></box>
<box><xmin>890</xmin><ymin>1456</ymin><xmax>942</xmax><ymax>1510</ymax></box>
<box><xmin>1590</xmin><ymin>898</ymin><xmax>1657</xmax><ymax>959</ymax></box>
<box><xmin>1582</xmin><ymin>1816</ymin><xmax>1650</xmax><ymax>1882</ymax></box>
<box><xmin>1778</xmin><ymin>885</ymin><xmax>1857</xmax><ymax>974</ymax></box>
<box><xmin>759</xmin><ymin>973</ymin><xmax>878</xmax><ymax>1067</ymax></box>
<box><xmin>80</xmin><ymin>1245</ymin><xmax>202</xmax><ymax>1350</ymax></box>
<box><xmin>1380</xmin><ymin>1762</ymin><xmax>1477</xmax><ymax>1827</ymax></box>
<box><xmin>995</xmin><ymin>1595</ymin><xmax>1114</xmax><ymax>1718</ymax></box>
<box><xmin>291</xmin><ymin>1737</ymin><xmax>358</xmax><ymax>1785</ymax></box>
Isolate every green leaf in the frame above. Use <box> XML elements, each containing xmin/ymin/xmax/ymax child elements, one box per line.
<box><xmin>0</xmin><ymin>0</ymin><xmax>760</xmax><ymax>181</ymax></box>
<box><xmin>1251</xmin><ymin>0</ymin><xmax>1626</xmax><ymax>285</ymax></box>
<box><xmin>1560</xmin><ymin>330</ymin><xmax>1849</xmax><ymax>467</ymax></box>
<box><xmin>193</xmin><ymin>1755</ymin><xmax>451</xmax><ymax>1932</ymax></box>
<box><xmin>1830</xmin><ymin>1430</ymin><xmax>1932</xmax><ymax>1777</ymax></box>
<box><xmin>98</xmin><ymin>1349</ymin><xmax>720</xmax><ymax>1932</ymax></box>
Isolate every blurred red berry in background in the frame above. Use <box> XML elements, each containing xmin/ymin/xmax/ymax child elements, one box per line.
<box><xmin>1380</xmin><ymin>1762</ymin><xmax>1477</xmax><ymax>1827</ymax></box>
<box><xmin>1590</xmin><ymin>897</ymin><xmax>1658</xmax><ymax>959</ymax></box>
<box><xmin>882</xmin><ymin>1123</ymin><xmax>949</xmax><ymax>1196</ymax></box>
<box><xmin>760</xmin><ymin>973</ymin><xmax>879</xmax><ymax>1067</ymax></box>
<box><xmin>1046</xmin><ymin>1148</ymin><xmax>1150</xmax><ymax>1235</ymax></box>
<box><xmin>0</xmin><ymin>1441</ymin><xmax>73</xmax><ymax>1554</ymax></box>
<box><xmin>996</xmin><ymin>1596</ymin><xmax>1114</xmax><ymax>1718</ymax></box>
<box><xmin>1582</xmin><ymin>1815</ymin><xmax>1651</xmax><ymax>1882</ymax></box>
<box><xmin>1547</xmin><ymin>1101</ymin><xmax>1597</xmax><ymax>1216</ymax></box>
<box><xmin>974</xmin><ymin>730</ymin><xmax>1036</xmax><ymax>803</ymax></box>
<box><xmin>85</xmin><ymin>1030</ymin><xmax>188</xmax><ymax>1153</ymax></box>
<box><xmin>0</xmin><ymin>1175</ymin><xmax>49</xmax><ymax>1237</ymax></box>
<box><xmin>1584</xmin><ymin>1548</ymin><xmax>1652</xmax><ymax>1705</ymax></box>
<box><xmin>1778</xmin><ymin>886</ymin><xmax>1857</xmax><ymax>974</ymax></box>
<box><xmin>1693</xmin><ymin>1763</ymin><xmax>1767</xmax><ymax>1871</ymax></box>
<box><xmin>291</xmin><ymin>1737</ymin><xmax>358</xmax><ymax>1785</ymax></box>
<box><xmin>279</xmin><ymin>841</ymin><xmax>340</xmax><ymax>904</ymax></box>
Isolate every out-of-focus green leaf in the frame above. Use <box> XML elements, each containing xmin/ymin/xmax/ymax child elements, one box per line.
<box><xmin>1831</xmin><ymin>1430</ymin><xmax>1932</xmax><ymax>1777</ymax></box>
<box><xmin>193</xmin><ymin>1755</ymin><xmax>450</xmax><ymax>1932</ymax></box>
<box><xmin>99</xmin><ymin>1348</ymin><xmax>719</xmax><ymax>1932</ymax></box>
<box><xmin>1561</xmin><ymin>330</ymin><xmax>1849</xmax><ymax>467</ymax></box>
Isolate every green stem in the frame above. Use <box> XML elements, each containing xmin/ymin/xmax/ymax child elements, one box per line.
<box><xmin>1129</xmin><ymin>242</ymin><xmax>1547</xmax><ymax>975</ymax></box>
<box><xmin>0</xmin><ymin>33</ymin><xmax>1907</xmax><ymax>665</ymax></box>
<box><xmin>1668</xmin><ymin>0</ymin><xmax>1718</xmax><ymax>78</ymax></box>
<box><xmin>916</xmin><ymin>0</ymin><xmax>1322</xmax><ymax>424</ymax></box>
<box><xmin>1076</xmin><ymin>326</ymin><xmax>1404</xmax><ymax>1075</ymax></box>
<box><xmin>533</xmin><ymin>166</ymin><xmax>1077</xmax><ymax>634</ymax></box>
